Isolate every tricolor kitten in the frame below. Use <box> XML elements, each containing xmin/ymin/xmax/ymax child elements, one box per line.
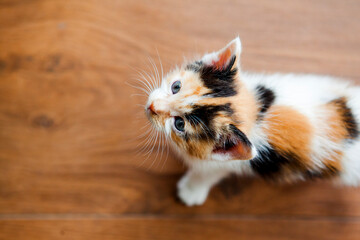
<box><xmin>145</xmin><ymin>37</ymin><xmax>360</xmax><ymax>206</ymax></box>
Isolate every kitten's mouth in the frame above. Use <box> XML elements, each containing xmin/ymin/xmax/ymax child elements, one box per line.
<box><xmin>145</xmin><ymin>107</ymin><xmax>162</xmax><ymax>130</ymax></box>
<box><xmin>145</xmin><ymin>108</ymin><xmax>155</xmax><ymax>121</ymax></box>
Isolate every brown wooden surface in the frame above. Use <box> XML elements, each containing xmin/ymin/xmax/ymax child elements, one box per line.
<box><xmin>1</xmin><ymin>217</ymin><xmax>360</xmax><ymax>240</ymax></box>
<box><xmin>1</xmin><ymin>0</ymin><xmax>360</xmax><ymax>239</ymax></box>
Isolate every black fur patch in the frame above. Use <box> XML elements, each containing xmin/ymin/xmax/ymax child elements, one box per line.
<box><xmin>331</xmin><ymin>97</ymin><xmax>359</xmax><ymax>140</ymax></box>
<box><xmin>250</xmin><ymin>146</ymin><xmax>304</xmax><ymax>179</ymax></box>
<box><xmin>250</xmin><ymin>145</ymin><xmax>340</xmax><ymax>179</ymax></box>
<box><xmin>185</xmin><ymin>103</ymin><xmax>233</xmax><ymax>140</ymax></box>
<box><xmin>255</xmin><ymin>85</ymin><xmax>275</xmax><ymax>120</ymax></box>
<box><xmin>185</xmin><ymin>103</ymin><xmax>233</xmax><ymax>126</ymax></box>
<box><xmin>199</xmin><ymin>56</ymin><xmax>238</xmax><ymax>98</ymax></box>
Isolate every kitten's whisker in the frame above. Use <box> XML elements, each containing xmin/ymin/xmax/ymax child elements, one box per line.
<box><xmin>142</xmin><ymin>131</ymin><xmax>159</xmax><ymax>168</ymax></box>
<box><xmin>161</xmin><ymin>141</ymin><xmax>168</xmax><ymax>171</ymax></box>
<box><xmin>136</xmin><ymin>127</ymin><xmax>156</xmax><ymax>152</ymax></box>
<box><xmin>133</xmin><ymin>126</ymin><xmax>152</xmax><ymax>139</ymax></box>
<box><xmin>132</xmin><ymin>126</ymin><xmax>152</xmax><ymax>141</ymax></box>
<box><xmin>160</xmin><ymin>133</ymin><xmax>166</xmax><ymax>166</ymax></box>
<box><xmin>148</xmin><ymin>56</ymin><xmax>161</xmax><ymax>88</ymax></box>
<box><xmin>160</xmin><ymin>135</ymin><xmax>170</xmax><ymax>171</ymax></box>
<box><xmin>128</xmin><ymin>74</ymin><xmax>152</xmax><ymax>91</ymax></box>
<box><xmin>129</xmin><ymin>67</ymin><xmax>153</xmax><ymax>93</ymax></box>
<box><xmin>136</xmin><ymin>104</ymin><xmax>146</xmax><ymax>108</ymax></box>
<box><xmin>157</xmin><ymin>134</ymin><xmax>164</xmax><ymax>169</ymax></box>
<box><xmin>159</xmin><ymin>133</ymin><xmax>166</xmax><ymax>168</ymax></box>
<box><xmin>133</xmin><ymin>79</ymin><xmax>152</xmax><ymax>94</ymax></box>
<box><xmin>125</xmin><ymin>81</ymin><xmax>150</xmax><ymax>95</ymax></box>
<box><xmin>147</xmin><ymin>56</ymin><xmax>159</xmax><ymax>86</ymax></box>
<box><xmin>139</xmin><ymin>126</ymin><xmax>157</xmax><ymax>153</ymax></box>
<box><xmin>145</xmin><ymin>57</ymin><xmax>159</xmax><ymax>90</ymax></box>
<box><xmin>151</xmin><ymin>132</ymin><xmax>163</xmax><ymax>169</ymax></box>
<box><xmin>131</xmin><ymin>93</ymin><xmax>147</xmax><ymax>97</ymax></box>
<box><xmin>134</xmin><ymin>71</ymin><xmax>154</xmax><ymax>93</ymax></box>
<box><xmin>140</xmin><ymin>127</ymin><xmax>157</xmax><ymax>146</ymax></box>
<box><xmin>134</xmin><ymin>111</ymin><xmax>146</xmax><ymax>117</ymax></box>
<box><xmin>139</xmin><ymin>66</ymin><xmax>157</xmax><ymax>91</ymax></box>
<box><xmin>155</xmin><ymin>48</ymin><xmax>164</xmax><ymax>84</ymax></box>
<box><xmin>139</xmin><ymin>121</ymin><xmax>151</xmax><ymax>130</ymax></box>
<box><xmin>130</xmin><ymin>74</ymin><xmax>152</xmax><ymax>90</ymax></box>
<box><xmin>126</xmin><ymin>81</ymin><xmax>149</xmax><ymax>94</ymax></box>
<box><xmin>134</xmin><ymin>127</ymin><xmax>152</xmax><ymax>139</ymax></box>
<box><xmin>136</xmin><ymin>135</ymin><xmax>154</xmax><ymax>154</ymax></box>
<box><xmin>147</xmin><ymin>131</ymin><xmax>160</xmax><ymax>167</ymax></box>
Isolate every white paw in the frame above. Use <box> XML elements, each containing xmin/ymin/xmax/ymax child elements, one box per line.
<box><xmin>177</xmin><ymin>174</ymin><xmax>210</xmax><ymax>207</ymax></box>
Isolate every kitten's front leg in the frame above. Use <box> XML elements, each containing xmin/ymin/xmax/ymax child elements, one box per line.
<box><xmin>177</xmin><ymin>168</ymin><xmax>230</xmax><ymax>206</ymax></box>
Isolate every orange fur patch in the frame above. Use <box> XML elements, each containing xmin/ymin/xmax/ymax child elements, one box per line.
<box><xmin>326</xmin><ymin>98</ymin><xmax>352</xmax><ymax>142</ymax></box>
<box><xmin>193</xmin><ymin>86</ymin><xmax>202</xmax><ymax>96</ymax></box>
<box><xmin>264</xmin><ymin>106</ymin><xmax>313</xmax><ymax>167</ymax></box>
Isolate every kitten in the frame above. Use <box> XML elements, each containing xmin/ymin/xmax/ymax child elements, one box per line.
<box><xmin>144</xmin><ymin>37</ymin><xmax>360</xmax><ymax>206</ymax></box>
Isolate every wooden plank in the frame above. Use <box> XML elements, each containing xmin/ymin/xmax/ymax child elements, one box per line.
<box><xmin>2</xmin><ymin>163</ymin><xmax>360</xmax><ymax>217</ymax></box>
<box><xmin>0</xmin><ymin>217</ymin><xmax>360</xmax><ymax>240</ymax></box>
<box><xmin>1</xmin><ymin>0</ymin><xmax>360</xmax><ymax>218</ymax></box>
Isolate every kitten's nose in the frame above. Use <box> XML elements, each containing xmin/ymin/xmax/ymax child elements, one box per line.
<box><xmin>147</xmin><ymin>103</ymin><xmax>157</xmax><ymax>115</ymax></box>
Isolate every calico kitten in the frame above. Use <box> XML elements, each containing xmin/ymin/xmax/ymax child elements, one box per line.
<box><xmin>145</xmin><ymin>37</ymin><xmax>360</xmax><ymax>206</ymax></box>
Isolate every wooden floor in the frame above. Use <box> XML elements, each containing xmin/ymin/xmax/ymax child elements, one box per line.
<box><xmin>1</xmin><ymin>0</ymin><xmax>360</xmax><ymax>239</ymax></box>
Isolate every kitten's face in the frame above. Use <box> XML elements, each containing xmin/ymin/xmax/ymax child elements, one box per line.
<box><xmin>145</xmin><ymin>38</ymin><xmax>257</xmax><ymax>161</ymax></box>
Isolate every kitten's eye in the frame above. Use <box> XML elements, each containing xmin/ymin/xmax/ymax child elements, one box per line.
<box><xmin>174</xmin><ymin>116</ymin><xmax>185</xmax><ymax>132</ymax></box>
<box><xmin>171</xmin><ymin>80</ymin><xmax>181</xmax><ymax>94</ymax></box>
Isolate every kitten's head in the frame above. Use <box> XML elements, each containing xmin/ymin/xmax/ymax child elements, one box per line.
<box><xmin>145</xmin><ymin>38</ymin><xmax>257</xmax><ymax>161</ymax></box>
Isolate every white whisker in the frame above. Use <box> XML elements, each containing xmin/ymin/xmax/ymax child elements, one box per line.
<box><xmin>128</xmin><ymin>67</ymin><xmax>153</xmax><ymax>93</ymax></box>
<box><xmin>131</xmin><ymin>93</ymin><xmax>147</xmax><ymax>97</ymax></box>
<box><xmin>155</xmin><ymin>48</ymin><xmax>164</xmax><ymax>84</ymax></box>
<box><xmin>125</xmin><ymin>81</ymin><xmax>150</xmax><ymax>94</ymax></box>
<box><xmin>130</xmin><ymin>76</ymin><xmax>152</xmax><ymax>93</ymax></box>
<box><xmin>150</xmin><ymin>132</ymin><xmax>162</xmax><ymax>169</ymax></box>
<box><xmin>137</xmin><ymin>66</ymin><xmax>156</xmax><ymax>92</ymax></box>
<box><xmin>132</xmin><ymin>126</ymin><xmax>152</xmax><ymax>141</ymax></box>
<box><xmin>135</xmin><ymin>70</ymin><xmax>154</xmax><ymax>92</ymax></box>
<box><xmin>161</xmin><ymin>137</ymin><xmax>170</xmax><ymax>171</ymax></box>
<box><xmin>145</xmin><ymin>57</ymin><xmax>159</xmax><ymax>90</ymax></box>
<box><xmin>136</xmin><ymin>127</ymin><xmax>156</xmax><ymax>152</ymax></box>
<box><xmin>148</xmin><ymin>56</ymin><xmax>161</xmax><ymax>88</ymax></box>
<box><xmin>136</xmin><ymin>104</ymin><xmax>146</xmax><ymax>108</ymax></box>
<box><xmin>142</xmin><ymin>131</ymin><xmax>159</xmax><ymax>168</ymax></box>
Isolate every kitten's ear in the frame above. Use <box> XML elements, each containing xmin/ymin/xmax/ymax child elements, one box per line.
<box><xmin>212</xmin><ymin>124</ymin><xmax>257</xmax><ymax>161</ymax></box>
<box><xmin>202</xmin><ymin>37</ymin><xmax>242</xmax><ymax>70</ymax></box>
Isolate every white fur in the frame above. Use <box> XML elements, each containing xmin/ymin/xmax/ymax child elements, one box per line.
<box><xmin>177</xmin><ymin>168</ymin><xmax>230</xmax><ymax>206</ymax></box>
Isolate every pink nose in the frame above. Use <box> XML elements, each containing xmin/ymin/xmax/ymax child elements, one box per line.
<box><xmin>147</xmin><ymin>103</ymin><xmax>157</xmax><ymax>115</ymax></box>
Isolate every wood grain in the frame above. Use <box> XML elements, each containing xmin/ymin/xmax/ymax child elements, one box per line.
<box><xmin>1</xmin><ymin>0</ymin><xmax>360</xmax><ymax>239</ymax></box>
<box><xmin>1</xmin><ymin>217</ymin><xmax>360</xmax><ymax>240</ymax></box>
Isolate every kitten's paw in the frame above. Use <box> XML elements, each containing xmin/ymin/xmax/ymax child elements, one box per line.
<box><xmin>177</xmin><ymin>174</ymin><xmax>210</xmax><ymax>207</ymax></box>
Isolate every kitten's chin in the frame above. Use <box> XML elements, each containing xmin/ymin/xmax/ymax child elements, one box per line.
<box><xmin>146</xmin><ymin>115</ymin><xmax>165</xmax><ymax>133</ymax></box>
